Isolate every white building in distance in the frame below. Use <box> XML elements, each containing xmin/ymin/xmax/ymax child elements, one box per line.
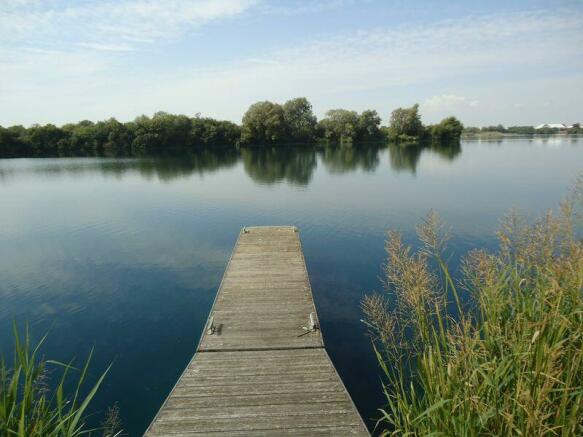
<box><xmin>535</xmin><ymin>123</ymin><xmax>571</xmax><ymax>129</ymax></box>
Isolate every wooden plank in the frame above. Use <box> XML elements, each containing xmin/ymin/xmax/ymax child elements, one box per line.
<box><xmin>145</xmin><ymin>227</ymin><xmax>369</xmax><ymax>436</ymax></box>
<box><xmin>169</xmin><ymin>381</ymin><xmax>345</xmax><ymax>398</ymax></box>
<box><xmin>147</xmin><ymin>426</ymin><xmax>366</xmax><ymax>436</ymax></box>
<box><xmin>156</xmin><ymin>402</ymin><xmax>357</xmax><ymax>421</ymax></box>
<box><xmin>162</xmin><ymin>392</ymin><xmax>350</xmax><ymax>409</ymax></box>
<box><xmin>148</xmin><ymin>412</ymin><xmax>363</xmax><ymax>434</ymax></box>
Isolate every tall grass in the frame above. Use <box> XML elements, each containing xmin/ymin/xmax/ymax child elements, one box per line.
<box><xmin>0</xmin><ymin>325</ymin><xmax>120</xmax><ymax>436</ymax></box>
<box><xmin>362</xmin><ymin>183</ymin><xmax>583</xmax><ymax>436</ymax></box>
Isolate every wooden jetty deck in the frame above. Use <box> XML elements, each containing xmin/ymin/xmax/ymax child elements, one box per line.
<box><xmin>145</xmin><ymin>226</ymin><xmax>369</xmax><ymax>436</ymax></box>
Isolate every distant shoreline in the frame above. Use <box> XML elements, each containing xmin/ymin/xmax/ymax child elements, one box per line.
<box><xmin>462</xmin><ymin>132</ymin><xmax>583</xmax><ymax>140</ymax></box>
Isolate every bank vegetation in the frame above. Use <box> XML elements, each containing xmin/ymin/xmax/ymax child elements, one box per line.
<box><xmin>363</xmin><ymin>181</ymin><xmax>583</xmax><ymax>435</ymax></box>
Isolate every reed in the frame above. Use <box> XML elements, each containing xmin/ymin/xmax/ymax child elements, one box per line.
<box><xmin>363</xmin><ymin>182</ymin><xmax>583</xmax><ymax>436</ymax></box>
<box><xmin>0</xmin><ymin>325</ymin><xmax>120</xmax><ymax>436</ymax></box>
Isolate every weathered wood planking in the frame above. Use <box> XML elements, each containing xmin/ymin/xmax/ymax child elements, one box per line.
<box><xmin>145</xmin><ymin>226</ymin><xmax>369</xmax><ymax>436</ymax></box>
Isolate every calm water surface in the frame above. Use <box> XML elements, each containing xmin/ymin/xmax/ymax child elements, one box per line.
<box><xmin>1</xmin><ymin>137</ymin><xmax>582</xmax><ymax>435</ymax></box>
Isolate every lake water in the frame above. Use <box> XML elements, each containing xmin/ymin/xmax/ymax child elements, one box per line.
<box><xmin>1</xmin><ymin>137</ymin><xmax>582</xmax><ymax>435</ymax></box>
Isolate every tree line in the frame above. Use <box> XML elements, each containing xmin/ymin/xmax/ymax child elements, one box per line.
<box><xmin>0</xmin><ymin>97</ymin><xmax>463</xmax><ymax>158</ymax></box>
<box><xmin>463</xmin><ymin>124</ymin><xmax>583</xmax><ymax>136</ymax></box>
<box><xmin>238</xmin><ymin>98</ymin><xmax>462</xmax><ymax>145</ymax></box>
<box><xmin>0</xmin><ymin>113</ymin><xmax>240</xmax><ymax>158</ymax></box>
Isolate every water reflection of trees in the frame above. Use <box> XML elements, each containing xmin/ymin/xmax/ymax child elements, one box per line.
<box><xmin>320</xmin><ymin>145</ymin><xmax>381</xmax><ymax>173</ymax></box>
<box><xmin>119</xmin><ymin>149</ymin><xmax>240</xmax><ymax>181</ymax></box>
<box><xmin>242</xmin><ymin>148</ymin><xmax>317</xmax><ymax>185</ymax></box>
<box><xmin>1</xmin><ymin>142</ymin><xmax>464</xmax><ymax>184</ymax></box>
<box><xmin>388</xmin><ymin>141</ymin><xmax>462</xmax><ymax>173</ymax></box>
<box><xmin>0</xmin><ymin>149</ymin><xmax>240</xmax><ymax>183</ymax></box>
<box><xmin>388</xmin><ymin>143</ymin><xmax>423</xmax><ymax>173</ymax></box>
<box><xmin>429</xmin><ymin>141</ymin><xmax>462</xmax><ymax>161</ymax></box>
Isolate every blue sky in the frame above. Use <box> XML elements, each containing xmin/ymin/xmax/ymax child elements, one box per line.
<box><xmin>1</xmin><ymin>0</ymin><xmax>582</xmax><ymax>127</ymax></box>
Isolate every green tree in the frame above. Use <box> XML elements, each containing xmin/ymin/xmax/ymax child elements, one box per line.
<box><xmin>150</xmin><ymin>112</ymin><xmax>192</xmax><ymax>149</ymax></box>
<box><xmin>99</xmin><ymin>118</ymin><xmax>133</xmax><ymax>152</ymax></box>
<box><xmin>1</xmin><ymin>111</ymin><xmax>243</xmax><ymax>157</ymax></box>
<box><xmin>357</xmin><ymin>109</ymin><xmax>382</xmax><ymax>141</ymax></box>
<box><xmin>130</xmin><ymin>112</ymin><xmax>192</xmax><ymax>152</ymax></box>
<box><xmin>481</xmin><ymin>124</ymin><xmax>506</xmax><ymax>133</ymax></box>
<box><xmin>317</xmin><ymin>109</ymin><xmax>360</xmax><ymax>142</ymax></box>
<box><xmin>462</xmin><ymin>126</ymin><xmax>480</xmax><ymax>135</ymax></box>
<box><xmin>129</xmin><ymin>115</ymin><xmax>157</xmax><ymax>153</ymax></box>
<box><xmin>506</xmin><ymin>125</ymin><xmax>535</xmax><ymax>135</ymax></box>
<box><xmin>430</xmin><ymin>116</ymin><xmax>464</xmax><ymax>143</ymax></box>
<box><xmin>241</xmin><ymin>101</ymin><xmax>286</xmax><ymax>145</ymax></box>
<box><xmin>388</xmin><ymin>104</ymin><xmax>424</xmax><ymax>140</ymax></box>
<box><xmin>191</xmin><ymin>116</ymin><xmax>241</xmax><ymax>147</ymax></box>
<box><xmin>26</xmin><ymin>124</ymin><xmax>68</xmax><ymax>155</ymax></box>
<box><xmin>568</xmin><ymin>123</ymin><xmax>582</xmax><ymax>135</ymax></box>
<box><xmin>0</xmin><ymin>126</ymin><xmax>27</xmax><ymax>157</ymax></box>
<box><xmin>536</xmin><ymin>127</ymin><xmax>560</xmax><ymax>135</ymax></box>
<box><xmin>282</xmin><ymin>97</ymin><xmax>317</xmax><ymax>143</ymax></box>
<box><xmin>63</xmin><ymin>120</ymin><xmax>99</xmax><ymax>153</ymax></box>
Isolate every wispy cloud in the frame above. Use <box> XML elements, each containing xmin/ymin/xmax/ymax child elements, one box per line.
<box><xmin>258</xmin><ymin>0</ymin><xmax>352</xmax><ymax>16</ymax></box>
<box><xmin>1</xmin><ymin>4</ymin><xmax>582</xmax><ymax>126</ymax></box>
<box><xmin>0</xmin><ymin>0</ymin><xmax>258</xmax><ymax>49</ymax></box>
<box><xmin>421</xmin><ymin>95</ymin><xmax>480</xmax><ymax>124</ymax></box>
<box><xmin>76</xmin><ymin>42</ymin><xmax>135</xmax><ymax>52</ymax></box>
<box><xmin>424</xmin><ymin>95</ymin><xmax>479</xmax><ymax>109</ymax></box>
<box><xmin>218</xmin><ymin>8</ymin><xmax>583</xmax><ymax>110</ymax></box>
<box><xmin>267</xmin><ymin>9</ymin><xmax>583</xmax><ymax>69</ymax></box>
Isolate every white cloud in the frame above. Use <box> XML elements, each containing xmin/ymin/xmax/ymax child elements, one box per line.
<box><xmin>1</xmin><ymin>6</ymin><xmax>582</xmax><ymax>126</ymax></box>
<box><xmin>258</xmin><ymin>0</ymin><xmax>351</xmax><ymax>16</ymax></box>
<box><xmin>421</xmin><ymin>95</ymin><xmax>482</xmax><ymax>124</ymax></box>
<box><xmin>77</xmin><ymin>42</ymin><xmax>135</xmax><ymax>52</ymax></box>
<box><xmin>228</xmin><ymin>8</ymin><xmax>583</xmax><ymax>105</ymax></box>
<box><xmin>424</xmin><ymin>95</ymin><xmax>479</xmax><ymax>108</ymax></box>
<box><xmin>0</xmin><ymin>0</ymin><xmax>258</xmax><ymax>49</ymax></box>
